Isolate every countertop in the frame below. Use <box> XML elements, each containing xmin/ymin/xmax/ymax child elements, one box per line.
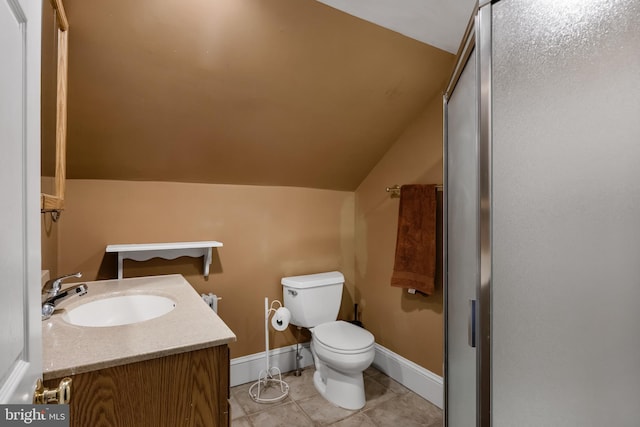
<box><xmin>42</xmin><ymin>274</ymin><xmax>236</xmax><ymax>380</ymax></box>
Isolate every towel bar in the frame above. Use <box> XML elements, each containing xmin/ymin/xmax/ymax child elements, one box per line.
<box><xmin>386</xmin><ymin>184</ymin><xmax>443</xmax><ymax>198</ymax></box>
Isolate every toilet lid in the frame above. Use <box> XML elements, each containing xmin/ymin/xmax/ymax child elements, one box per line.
<box><xmin>313</xmin><ymin>321</ymin><xmax>374</xmax><ymax>352</ymax></box>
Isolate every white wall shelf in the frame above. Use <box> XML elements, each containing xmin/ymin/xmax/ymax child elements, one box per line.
<box><xmin>106</xmin><ymin>241</ymin><xmax>223</xmax><ymax>279</ymax></box>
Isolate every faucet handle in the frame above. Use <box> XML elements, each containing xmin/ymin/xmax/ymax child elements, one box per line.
<box><xmin>42</xmin><ymin>303</ymin><xmax>55</xmax><ymax>319</ymax></box>
<box><xmin>42</xmin><ymin>283</ymin><xmax>87</xmax><ymax>320</ymax></box>
<box><xmin>45</xmin><ymin>272</ymin><xmax>82</xmax><ymax>294</ymax></box>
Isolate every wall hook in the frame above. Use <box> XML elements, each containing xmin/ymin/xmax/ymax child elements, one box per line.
<box><xmin>42</xmin><ymin>209</ymin><xmax>62</xmax><ymax>222</ymax></box>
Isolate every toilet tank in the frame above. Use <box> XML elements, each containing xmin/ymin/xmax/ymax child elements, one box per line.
<box><xmin>281</xmin><ymin>271</ymin><xmax>344</xmax><ymax>328</ymax></box>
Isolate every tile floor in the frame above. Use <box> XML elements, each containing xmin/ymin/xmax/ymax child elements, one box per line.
<box><xmin>230</xmin><ymin>366</ymin><xmax>442</xmax><ymax>426</ymax></box>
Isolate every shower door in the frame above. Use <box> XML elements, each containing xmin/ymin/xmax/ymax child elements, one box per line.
<box><xmin>443</xmin><ymin>42</ymin><xmax>478</xmax><ymax>427</ymax></box>
<box><xmin>445</xmin><ymin>0</ymin><xmax>640</xmax><ymax>425</ymax></box>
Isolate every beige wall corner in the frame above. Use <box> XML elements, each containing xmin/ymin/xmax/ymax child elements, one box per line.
<box><xmin>354</xmin><ymin>95</ymin><xmax>444</xmax><ymax>375</ymax></box>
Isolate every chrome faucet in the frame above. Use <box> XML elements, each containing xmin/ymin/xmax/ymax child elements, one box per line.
<box><xmin>43</xmin><ymin>272</ymin><xmax>82</xmax><ymax>298</ymax></box>
<box><xmin>42</xmin><ymin>272</ymin><xmax>87</xmax><ymax>320</ymax></box>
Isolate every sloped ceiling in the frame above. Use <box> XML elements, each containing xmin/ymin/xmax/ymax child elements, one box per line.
<box><xmin>64</xmin><ymin>0</ymin><xmax>460</xmax><ymax>191</ymax></box>
<box><xmin>316</xmin><ymin>0</ymin><xmax>476</xmax><ymax>53</ymax></box>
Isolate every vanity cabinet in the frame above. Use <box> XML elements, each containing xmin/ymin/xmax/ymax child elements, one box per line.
<box><xmin>44</xmin><ymin>345</ymin><xmax>230</xmax><ymax>427</ymax></box>
<box><xmin>43</xmin><ymin>275</ymin><xmax>236</xmax><ymax>426</ymax></box>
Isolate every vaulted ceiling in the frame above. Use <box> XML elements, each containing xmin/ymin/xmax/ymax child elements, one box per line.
<box><xmin>63</xmin><ymin>0</ymin><xmax>471</xmax><ymax>191</ymax></box>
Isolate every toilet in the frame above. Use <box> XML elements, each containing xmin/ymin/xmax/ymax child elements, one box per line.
<box><xmin>281</xmin><ymin>271</ymin><xmax>375</xmax><ymax>410</ymax></box>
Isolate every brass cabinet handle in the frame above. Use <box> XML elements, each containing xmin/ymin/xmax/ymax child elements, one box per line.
<box><xmin>33</xmin><ymin>377</ymin><xmax>72</xmax><ymax>404</ymax></box>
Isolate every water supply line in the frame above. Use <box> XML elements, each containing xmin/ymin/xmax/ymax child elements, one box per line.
<box><xmin>294</xmin><ymin>326</ymin><xmax>303</xmax><ymax>376</ymax></box>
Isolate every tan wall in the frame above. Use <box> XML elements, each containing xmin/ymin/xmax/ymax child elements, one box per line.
<box><xmin>354</xmin><ymin>95</ymin><xmax>444</xmax><ymax>375</ymax></box>
<box><xmin>41</xmin><ymin>177</ymin><xmax>59</xmax><ymax>278</ymax></box>
<box><xmin>52</xmin><ymin>93</ymin><xmax>444</xmax><ymax>368</ymax></box>
<box><xmin>56</xmin><ymin>180</ymin><xmax>355</xmax><ymax>358</ymax></box>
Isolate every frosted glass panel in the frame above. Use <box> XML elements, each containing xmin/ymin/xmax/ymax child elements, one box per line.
<box><xmin>445</xmin><ymin>48</ymin><xmax>477</xmax><ymax>427</ymax></box>
<box><xmin>492</xmin><ymin>0</ymin><xmax>640</xmax><ymax>425</ymax></box>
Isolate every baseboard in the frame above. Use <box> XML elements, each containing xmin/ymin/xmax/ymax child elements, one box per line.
<box><xmin>230</xmin><ymin>342</ymin><xmax>443</xmax><ymax>409</ymax></box>
<box><xmin>372</xmin><ymin>343</ymin><xmax>443</xmax><ymax>409</ymax></box>
<box><xmin>230</xmin><ymin>343</ymin><xmax>314</xmax><ymax>387</ymax></box>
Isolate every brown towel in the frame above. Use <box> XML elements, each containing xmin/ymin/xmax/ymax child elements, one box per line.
<box><xmin>391</xmin><ymin>184</ymin><xmax>437</xmax><ymax>295</ymax></box>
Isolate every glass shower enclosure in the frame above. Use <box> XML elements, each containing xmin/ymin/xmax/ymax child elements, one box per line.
<box><xmin>444</xmin><ymin>1</ymin><xmax>640</xmax><ymax>425</ymax></box>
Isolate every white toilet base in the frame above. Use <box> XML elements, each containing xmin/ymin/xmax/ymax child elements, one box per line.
<box><xmin>313</xmin><ymin>366</ymin><xmax>366</xmax><ymax>410</ymax></box>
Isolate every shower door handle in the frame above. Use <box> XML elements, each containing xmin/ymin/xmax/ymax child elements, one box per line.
<box><xmin>468</xmin><ymin>299</ymin><xmax>477</xmax><ymax>348</ymax></box>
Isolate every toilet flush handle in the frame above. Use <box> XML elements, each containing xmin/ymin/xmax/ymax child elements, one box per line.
<box><xmin>288</xmin><ymin>289</ymin><xmax>298</xmax><ymax>296</ymax></box>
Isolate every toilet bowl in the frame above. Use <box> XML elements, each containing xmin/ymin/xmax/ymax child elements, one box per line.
<box><xmin>281</xmin><ymin>271</ymin><xmax>376</xmax><ymax>410</ymax></box>
<box><xmin>310</xmin><ymin>320</ymin><xmax>375</xmax><ymax>410</ymax></box>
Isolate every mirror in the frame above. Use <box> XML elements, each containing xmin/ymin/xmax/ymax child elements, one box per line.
<box><xmin>41</xmin><ymin>0</ymin><xmax>68</xmax><ymax>216</ymax></box>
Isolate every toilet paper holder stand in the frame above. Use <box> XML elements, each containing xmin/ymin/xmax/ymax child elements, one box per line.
<box><xmin>249</xmin><ymin>297</ymin><xmax>290</xmax><ymax>403</ymax></box>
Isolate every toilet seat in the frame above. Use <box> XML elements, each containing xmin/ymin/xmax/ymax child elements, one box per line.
<box><xmin>313</xmin><ymin>321</ymin><xmax>374</xmax><ymax>354</ymax></box>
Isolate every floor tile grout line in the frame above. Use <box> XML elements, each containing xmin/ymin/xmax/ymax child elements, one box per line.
<box><xmin>288</xmin><ymin>395</ymin><xmax>320</xmax><ymax>426</ymax></box>
<box><xmin>231</xmin><ymin>367</ymin><xmax>441</xmax><ymax>427</ymax></box>
<box><xmin>288</xmin><ymin>380</ymin><xmax>397</xmax><ymax>426</ymax></box>
<box><xmin>236</xmin><ymin>371</ymin><xmax>382</xmax><ymax>420</ymax></box>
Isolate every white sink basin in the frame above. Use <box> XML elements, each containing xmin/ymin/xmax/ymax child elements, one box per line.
<box><xmin>62</xmin><ymin>294</ymin><xmax>176</xmax><ymax>327</ymax></box>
